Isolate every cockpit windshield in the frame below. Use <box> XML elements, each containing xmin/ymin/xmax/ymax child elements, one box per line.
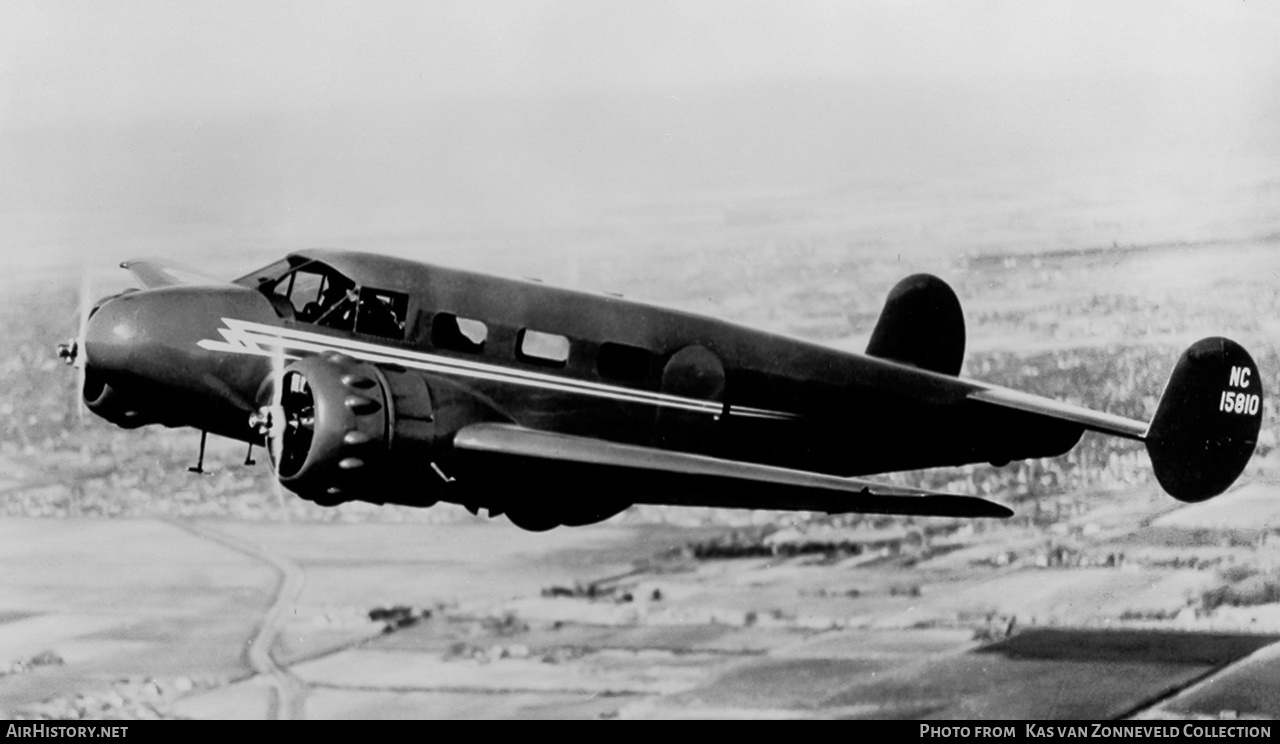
<box><xmin>233</xmin><ymin>257</ymin><xmax>302</xmax><ymax>289</ymax></box>
<box><xmin>270</xmin><ymin>266</ymin><xmax>357</xmax><ymax>329</ymax></box>
<box><xmin>238</xmin><ymin>257</ymin><xmax>406</xmax><ymax>339</ymax></box>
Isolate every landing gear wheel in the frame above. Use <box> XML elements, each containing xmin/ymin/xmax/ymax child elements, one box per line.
<box><xmin>504</xmin><ymin>508</ymin><xmax>562</xmax><ymax>532</ymax></box>
<box><xmin>501</xmin><ymin>500</ymin><xmax>631</xmax><ymax>532</ymax></box>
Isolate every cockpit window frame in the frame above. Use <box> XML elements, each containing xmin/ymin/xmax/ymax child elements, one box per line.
<box><xmin>234</xmin><ymin>257</ymin><xmax>318</xmax><ymax>290</ymax></box>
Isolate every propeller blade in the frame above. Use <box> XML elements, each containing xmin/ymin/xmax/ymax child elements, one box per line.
<box><xmin>267</xmin><ymin>342</ymin><xmax>290</xmax><ymax>522</ymax></box>
<box><xmin>269</xmin><ymin>344</ymin><xmax>285</xmax><ymax>468</ymax></box>
<box><xmin>272</xmin><ymin>477</ymin><xmax>291</xmax><ymax>523</ymax></box>
<box><xmin>75</xmin><ymin>271</ymin><xmax>92</xmax><ymax>423</ymax></box>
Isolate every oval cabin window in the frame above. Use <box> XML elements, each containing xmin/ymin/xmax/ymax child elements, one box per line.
<box><xmin>432</xmin><ymin>313</ymin><xmax>488</xmax><ymax>354</ymax></box>
<box><xmin>517</xmin><ymin>329</ymin><xmax>570</xmax><ymax>367</ymax></box>
<box><xmin>597</xmin><ymin>342</ymin><xmax>653</xmax><ymax>384</ymax></box>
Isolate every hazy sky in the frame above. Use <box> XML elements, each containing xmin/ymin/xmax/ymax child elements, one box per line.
<box><xmin>2</xmin><ymin>2</ymin><xmax>1279</xmax><ymax>271</ymax></box>
<box><xmin>5</xmin><ymin>1</ymin><xmax>1278</xmax><ymax>122</ymax></box>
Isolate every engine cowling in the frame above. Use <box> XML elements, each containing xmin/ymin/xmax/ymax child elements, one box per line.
<box><xmin>83</xmin><ymin>367</ymin><xmax>160</xmax><ymax>429</ymax></box>
<box><xmin>261</xmin><ymin>352</ymin><xmax>437</xmax><ymax>506</ymax></box>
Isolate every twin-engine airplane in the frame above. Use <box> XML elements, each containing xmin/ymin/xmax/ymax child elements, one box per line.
<box><xmin>57</xmin><ymin>250</ymin><xmax>1263</xmax><ymax>530</ymax></box>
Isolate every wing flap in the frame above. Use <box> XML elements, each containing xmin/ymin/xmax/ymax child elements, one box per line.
<box><xmin>452</xmin><ymin>423</ymin><xmax>1012</xmax><ymax>518</ymax></box>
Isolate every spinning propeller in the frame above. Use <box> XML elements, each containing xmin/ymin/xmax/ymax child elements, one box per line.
<box><xmin>247</xmin><ymin>341</ymin><xmax>303</xmax><ymax>520</ymax></box>
<box><xmin>56</xmin><ymin>272</ymin><xmax>95</xmax><ymax>422</ymax></box>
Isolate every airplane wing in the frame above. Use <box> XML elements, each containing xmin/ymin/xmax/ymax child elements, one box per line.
<box><xmin>120</xmin><ymin>258</ymin><xmax>229</xmax><ymax>289</ymax></box>
<box><xmin>452</xmin><ymin>423</ymin><xmax>1013</xmax><ymax>518</ymax></box>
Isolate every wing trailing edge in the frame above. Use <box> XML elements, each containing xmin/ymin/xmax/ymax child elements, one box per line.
<box><xmin>452</xmin><ymin>423</ymin><xmax>1013</xmax><ymax>518</ymax></box>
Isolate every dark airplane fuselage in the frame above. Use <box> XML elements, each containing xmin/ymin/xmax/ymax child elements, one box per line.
<box><xmin>83</xmin><ymin>250</ymin><xmax>1082</xmax><ymax>487</ymax></box>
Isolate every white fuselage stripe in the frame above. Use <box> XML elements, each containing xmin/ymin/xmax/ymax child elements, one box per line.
<box><xmin>197</xmin><ymin>318</ymin><xmax>799</xmax><ymax>420</ymax></box>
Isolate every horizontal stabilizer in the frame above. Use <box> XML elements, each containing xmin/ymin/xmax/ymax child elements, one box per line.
<box><xmin>968</xmin><ymin>385</ymin><xmax>1148</xmax><ymax>440</ymax></box>
<box><xmin>452</xmin><ymin>423</ymin><xmax>1012</xmax><ymax>518</ymax></box>
<box><xmin>966</xmin><ymin>336</ymin><xmax>1262</xmax><ymax>502</ymax></box>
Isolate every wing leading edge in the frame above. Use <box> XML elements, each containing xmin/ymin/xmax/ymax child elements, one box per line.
<box><xmin>452</xmin><ymin>423</ymin><xmax>1013</xmax><ymax>518</ymax></box>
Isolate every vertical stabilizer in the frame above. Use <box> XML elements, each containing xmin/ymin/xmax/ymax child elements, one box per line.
<box><xmin>866</xmin><ymin>274</ymin><xmax>966</xmax><ymax>376</ymax></box>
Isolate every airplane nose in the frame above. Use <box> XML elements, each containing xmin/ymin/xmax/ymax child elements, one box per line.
<box><xmin>70</xmin><ymin>280</ymin><xmax>281</xmax><ymax>434</ymax></box>
<box><xmin>82</xmin><ymin>293</ymin><xmax>142</xmax><ymax>374</ymax></box>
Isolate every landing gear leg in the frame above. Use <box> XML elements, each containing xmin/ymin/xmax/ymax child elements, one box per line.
<box><xmin>188</xmin><ymin>430</ymin><xmax>208</xmax><ymax>474</ymax></box>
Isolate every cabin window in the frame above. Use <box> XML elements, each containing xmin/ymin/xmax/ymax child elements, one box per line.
<box><xmin>597</xmin><ymin>342</ymin><xmax>653</xmax><ymax>384</ymax></box>
<box><xmin>355</xmin><ymin>287</ymin><xmax>408</xmax><ymax>339</ymax></box>
<box><xmin>516</xmin><ymin>329</ymin><xmax>570</xmax><ymax>367</ymax></box>
<box><xmin>432</xmin><ymin>313</ymin><xmax>488</xmax><ymax>354</ymax></box>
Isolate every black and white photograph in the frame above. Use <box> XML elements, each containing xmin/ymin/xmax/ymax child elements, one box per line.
<box><xmin>2</xmin><ymin>1</ymin><xmax>1280</xmax><ymax>723</ymax></box>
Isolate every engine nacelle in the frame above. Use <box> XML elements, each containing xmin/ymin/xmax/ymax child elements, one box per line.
<box><xmin>262</xmin><ymin>352</ymin><xmax>437</xmax><ymax>506</ymax></box>
<box><xmin>259</xmin><ymin>352</ymin><xmax>630</xmax><ymax>530</ymax></box>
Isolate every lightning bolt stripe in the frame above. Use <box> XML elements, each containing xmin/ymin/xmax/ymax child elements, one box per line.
<box><xmin>198</xmin><ymin>318</ymin><xmax>799</xmax><ymax>421</ymax></box>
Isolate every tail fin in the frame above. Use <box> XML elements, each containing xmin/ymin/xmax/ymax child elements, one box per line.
<box><xmin>1146</xmin><ymin>337</ymin><xmax>1263</xmax><ymax>502</ymax></box>
<box><xmin>866</xmin><ymin>274</ymin><xmax>966</xmax><ymax>375</ymax></box>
